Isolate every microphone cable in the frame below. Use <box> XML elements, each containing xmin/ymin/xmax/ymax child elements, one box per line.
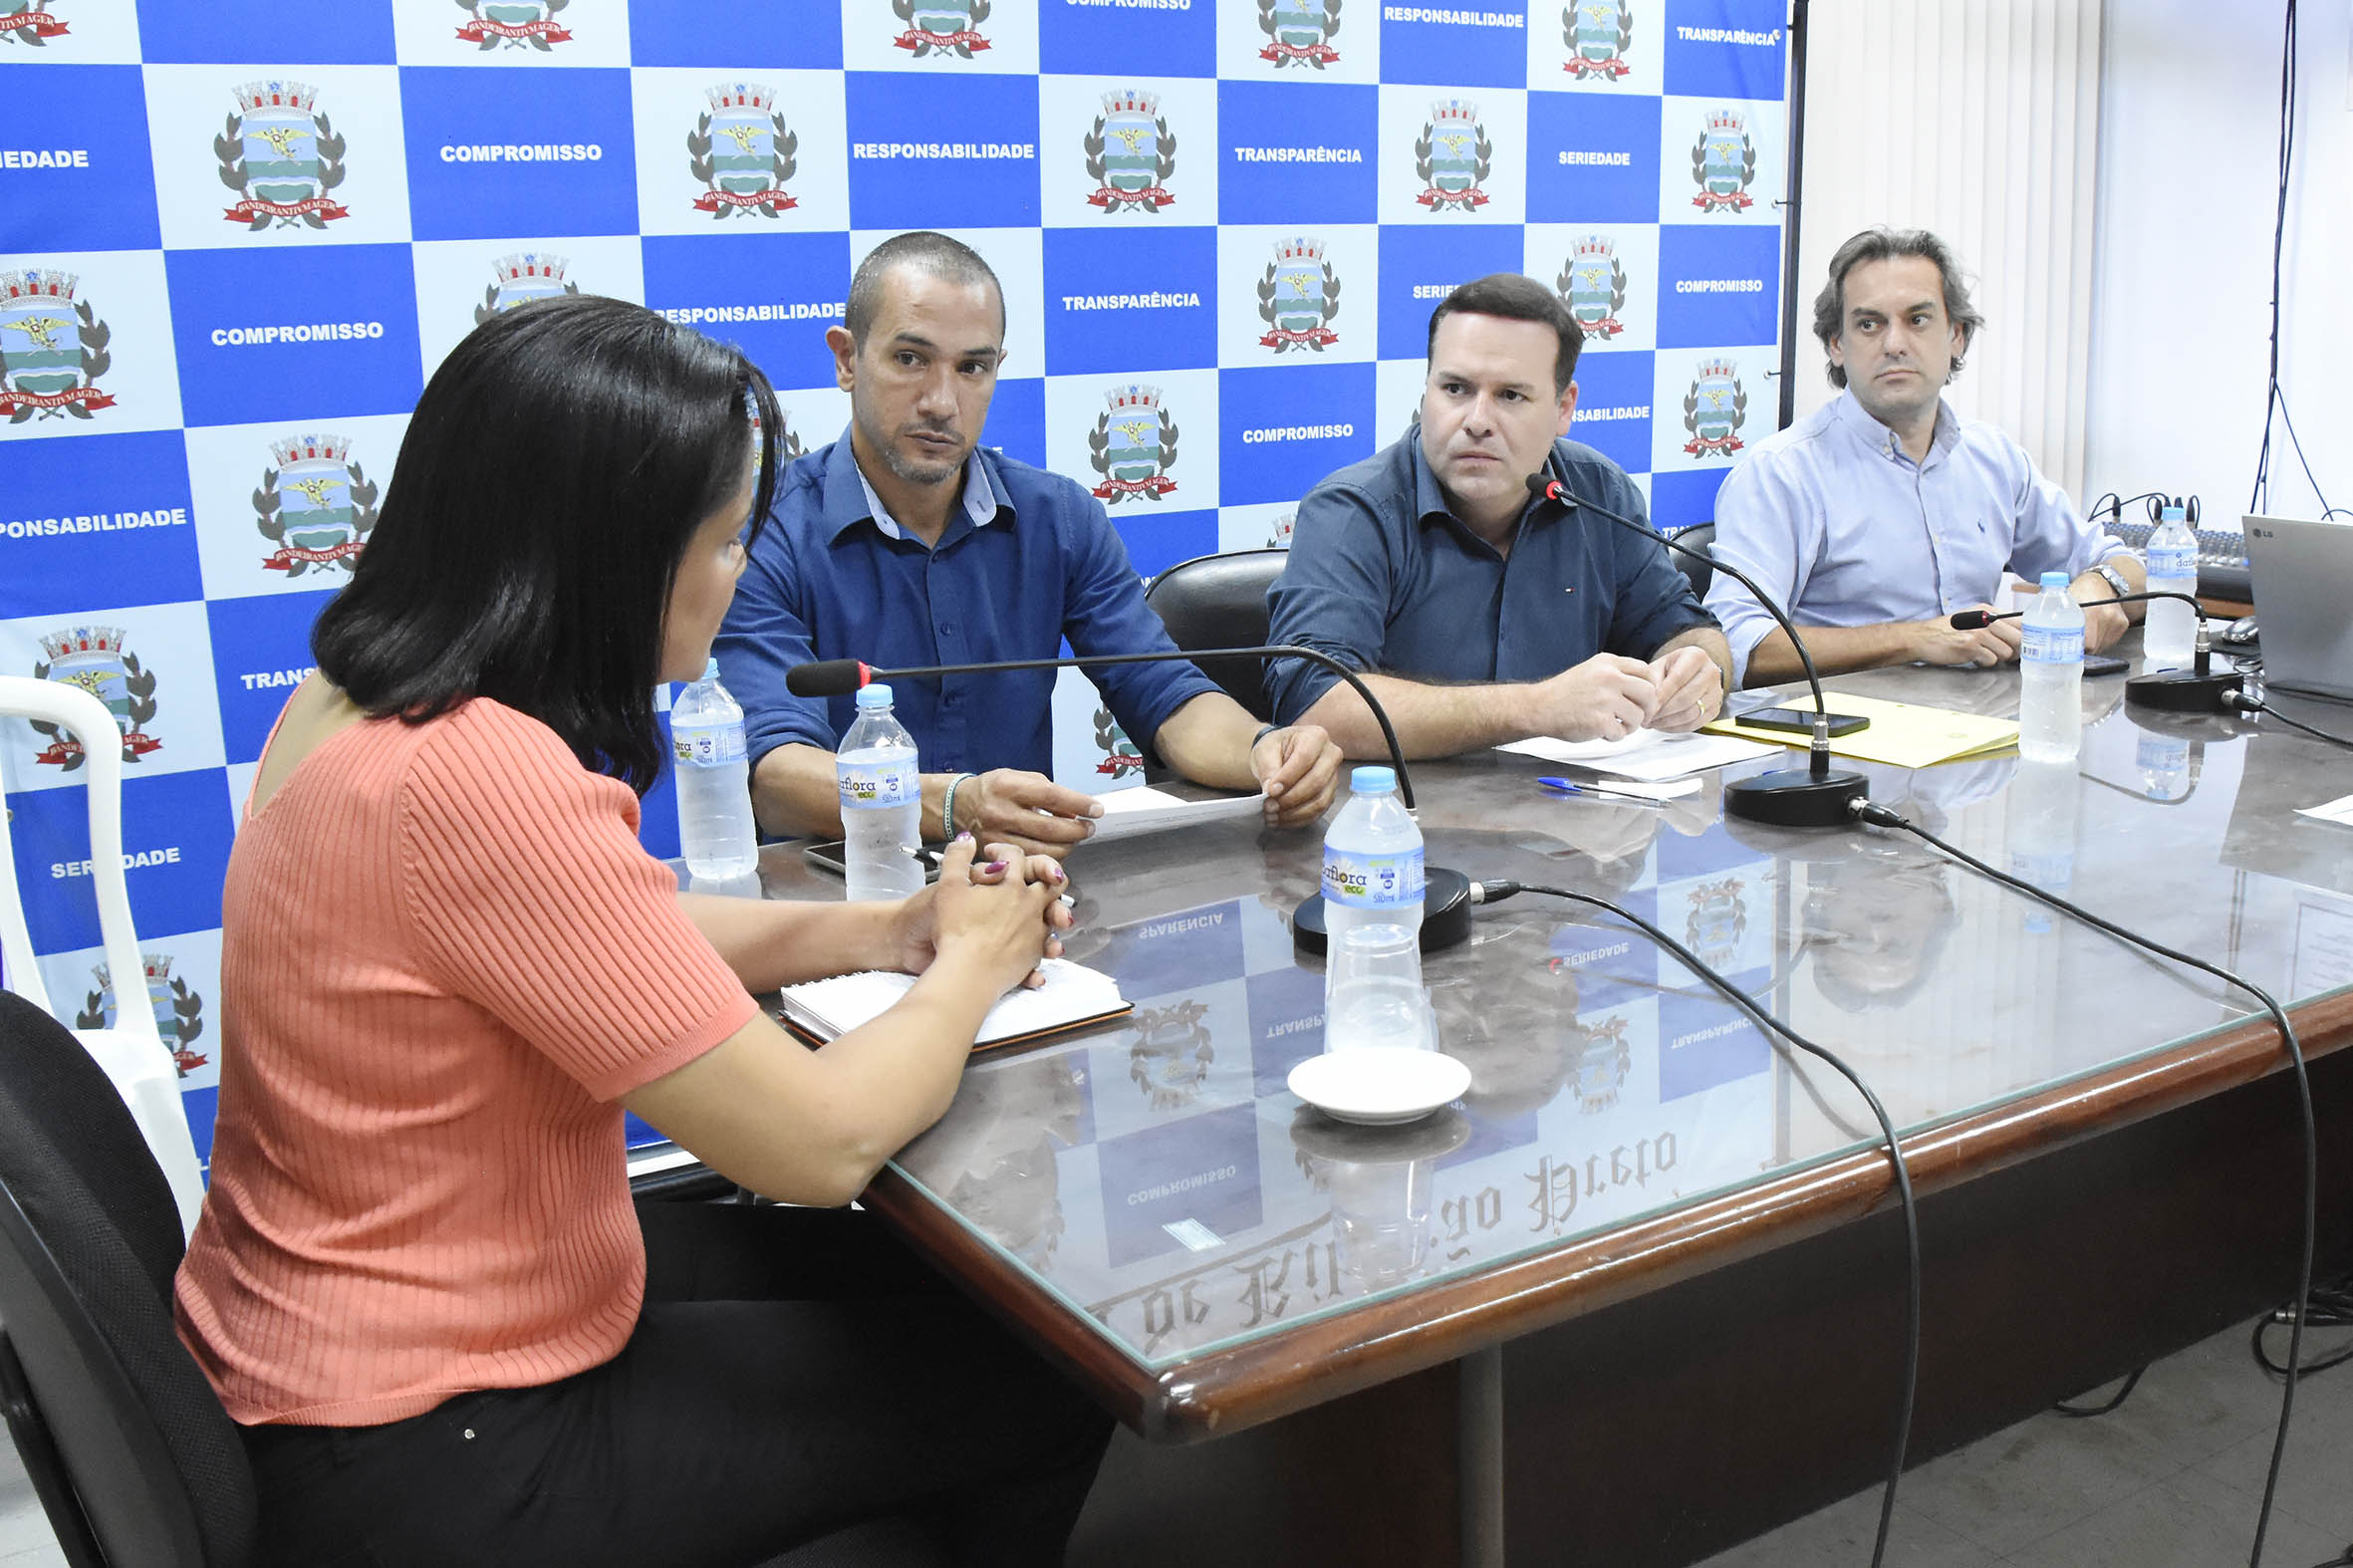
<box><xmin>2222</xmin><ymin>690</ymin><xmax>2353</xmax><ymax>750</ymax></box>
<box><xmin>1468</xmin><ymin>878</ymin><xmax>1922</xmax><ymax>1568</ymax></box>
<box><xmin>1847</xmin><ymin>799</ymin><xmax>2316</xmax><ymax>1568</ymax></box>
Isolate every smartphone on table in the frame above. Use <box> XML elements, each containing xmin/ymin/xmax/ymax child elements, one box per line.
<box><xmin>1737</xmin><ymin>706</ymin><xmax>1871</xmax><ymax>737</ymax></box>
<box><xmin>802</xmin><ymin>841</ymin><xmax>945</xmax><ymax>883</ymax></box>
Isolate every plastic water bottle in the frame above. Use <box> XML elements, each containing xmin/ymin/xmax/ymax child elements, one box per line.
<box><xmin>672</xmin><ymin>658</ymin><xmax>757</xmax><ymax>881</ymax></box>
<box><xmin>1321</xmin><ymin>767</ymin><xmax>1432</xmax><ymax>1052</ymax></box>
<box><xmin>837</xmin><ymin>683</ymin><xmax>923</xmax><ymax>903</ymax></box>
<box><xmin>2018</xmin><ymin>571</ymin><xmax>2085</xmax><ymax>764</ymax></box>
<box><xmin>2142</xmin><ymin>504</ymin><xmax>2199</xmax><ymax>669</ymax></box>
<box><xmin>2004</xmin><ymin>758</ymin><xmax>2081</xmax><ymax>934</ymax></box>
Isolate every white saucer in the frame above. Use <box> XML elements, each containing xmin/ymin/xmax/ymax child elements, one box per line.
<box><xmin>1288</xmin><ymin>1048</ymin><xmax>1472</xmax><ymax>1126</ymax></box>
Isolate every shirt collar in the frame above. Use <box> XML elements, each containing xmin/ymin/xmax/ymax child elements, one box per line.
<box><xmin>1829</xmin><ymin>387</ymin><xmax>1961</xmax><ymax>469</ymax></box>
<box><xmin>823</xmin><ymin>430</ymin><xmax>1004</xmax><ymax>543</ymax></box>
<box><xmin>1405</xmin><ymin>423</ymin><xmax>1543</xmax><ymax>545</ymax></box>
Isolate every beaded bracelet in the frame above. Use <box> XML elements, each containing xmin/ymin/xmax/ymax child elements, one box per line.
<box><xmin>940</xmin><ymin>772</ymin><xmax>975</xmax><ymax>840</ymax></box>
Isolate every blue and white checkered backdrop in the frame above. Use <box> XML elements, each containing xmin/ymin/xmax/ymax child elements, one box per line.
<box><xmin>1</xmin><ymin>0</ymin><xmax>1788</xmax><ymax>1163</ymax></box>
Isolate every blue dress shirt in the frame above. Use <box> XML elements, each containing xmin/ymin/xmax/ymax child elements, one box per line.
<box><xmin>1704</xmin><ymin>391</ymin><xmax>2129</xmax><ymax>682</ymax></box>
<box><xmin>1264</xmin><ymin>430</ymin><xmax>1716</xmax><ymax>723</ymax></box>
<box><xmin>715</xmin><ymin>433</ymin><xmax>1220</xmax><ymax>778</ymax></box>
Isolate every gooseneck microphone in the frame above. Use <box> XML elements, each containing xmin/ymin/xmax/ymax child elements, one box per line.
<box><xmin>1948</xmin><ymin>591</ymin><xmax>2245</xmax><ymax>716</ymax></box>
<box><xmin>784</xmin><ymin>644</ymin><xmax>1475</xmax><ymax>952</ymax></box>
<box><xmin>1523</xmin><ymin>471</ymin><xmax>1871</xmax><ymax>829</ymax></box>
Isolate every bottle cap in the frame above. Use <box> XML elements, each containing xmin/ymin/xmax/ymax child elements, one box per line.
<box><xmin>1350</xmin><ymin>765</ymin><xmax>1397</xmax><ymax>794</ymax></box>
<box><xmin>856</xmin><ymin>683</ymin><xmax>893</xmax><ymax>708</ymax></box>
<box><xmin>2160</xmin><ymin>504</ymin><xmax>2186</xmax><ymax>521</ymax></box>
<box><xmin>2040</xmin><ymin>571</ymin><xmax>2069</xmax><ymax>589</ymax></box>
<box><xmin>701</xmin><ymin>657</ymin><xmax>719</xmax><ymax>680</ymax></box>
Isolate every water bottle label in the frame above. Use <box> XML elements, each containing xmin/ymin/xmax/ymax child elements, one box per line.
<box><xmin>670</xmin><ymin>718</ymin><xmax>745</xmax><ymax>768</ymax></box>
<box><xmin>2147</xmin><ymin>546</ymin><xmax>2196</xmax><ymax>580</ymax></box>
<box><xmin>1323</xmin><ymin>846</ymin><xmax>1426</xmax><ymax>910</ymax></box>
<box><xmin>838</xmin><ymin>759</ymin><xmax>917</xmax><ymax>811</ymax></box>
<box><xmin>2021</xmin><ymin>626</ymin><xmax>2083</xmax><ymax>665</ymax></box>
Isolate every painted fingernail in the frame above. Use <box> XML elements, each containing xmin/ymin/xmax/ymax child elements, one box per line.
<box><xmin>954</xmin><ymin>831</ymin><xmax>974</xmax><ymax>843</ymax></box>
<box><xmin>982</xmin><ymin>860</ymin><xmax>1008</xmax><ymax>875</ymax></box>
<box><xmin>1051</xmin><ymin>865</ymin><xmax>1068</xmax><ymax>883</ymax></box>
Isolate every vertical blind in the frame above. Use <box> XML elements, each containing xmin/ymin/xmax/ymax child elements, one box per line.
<box><xmin>1788</xmin><ymin>0</ymin><xmax>2106</xmax><ymax>497</ymax></box>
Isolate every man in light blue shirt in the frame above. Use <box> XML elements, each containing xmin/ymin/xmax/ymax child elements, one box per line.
<box><xmin>1705</xmin><ymin>228</ymin><xmax>2143</xmax><ymax>686</ymax></box>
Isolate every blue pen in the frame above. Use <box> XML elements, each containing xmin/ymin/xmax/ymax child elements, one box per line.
<box><xmin>1535</xmin><ymin>776</ymin><xmax>1670</xmax><ymax>807</ymax></box>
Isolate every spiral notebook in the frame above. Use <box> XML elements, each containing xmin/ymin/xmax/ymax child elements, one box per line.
<box><xmin>775</xmin><ymin>958</ymin><xmax>1132</xmax><ymax>1051</ymax></box>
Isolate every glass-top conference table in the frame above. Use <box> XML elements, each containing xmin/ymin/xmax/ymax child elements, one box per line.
<box><xmin>691</xmin><ymin>650</ymin><xmax>2353</xmax><ymax>1567</ymax></box>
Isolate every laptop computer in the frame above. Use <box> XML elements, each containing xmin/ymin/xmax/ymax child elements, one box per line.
<box><xmin>2241</xmin><ymin>515</ymin><xmax>2353</xmax><ymax>702</ymax></box>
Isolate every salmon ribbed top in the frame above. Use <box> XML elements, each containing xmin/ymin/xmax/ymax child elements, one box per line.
<box><xmin>173</xmin><ymin>697</ymin><xmax>757</xmax><ymax>1426</ymax></box>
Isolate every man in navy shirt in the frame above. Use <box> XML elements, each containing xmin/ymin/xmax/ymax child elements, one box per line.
<box><xmin>1267</xmin><ymin>273</ymin><xmax>1730</xmax><ymax>758</ymax></box>
<box><xmin>717</xmin><ymin>232</ymin><xmax>1341</xmax><ymax>857</ymax></box>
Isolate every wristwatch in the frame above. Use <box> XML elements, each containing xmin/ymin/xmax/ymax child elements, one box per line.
<box><xmin>2089</xmin><ymin>562</ymin><xmax>2132</xmax><ymax>603</ymax></box>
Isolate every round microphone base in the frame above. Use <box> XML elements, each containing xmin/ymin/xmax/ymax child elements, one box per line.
<box><xmin>2124</xmin><ymin>668</ymin><xmax>2242</xmax><ymax>715</ymax></box>
<box><xmin>1291</xmin><ymin>867</ymin><xmax>1472</xmax><ymax>956</ymax></box>
<box><xmin>1723</xmin><ymin>767</ymin><xmax>1871</xmax><ymax>829</ymax></box>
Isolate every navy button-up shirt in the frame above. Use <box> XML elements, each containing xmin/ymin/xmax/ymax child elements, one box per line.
<box><xmin>1265</xmin><ymin>431</ymin><xmax>1716</xmax><ymax>722</ymax></box>
<box><xmin>715</xmin><ymin>433</ymin><xmax>1220</xmax><ymax>778</ymax></box>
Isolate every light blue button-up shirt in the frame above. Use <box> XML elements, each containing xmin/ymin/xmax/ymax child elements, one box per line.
<box><xmin>1703</xmin><ymin>391</ymin><xmax>2127</xmax><ymax>682</ymax></box>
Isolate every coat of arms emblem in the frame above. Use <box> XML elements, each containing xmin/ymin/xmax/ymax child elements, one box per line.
<box><xmin>1088</xmin><ymin>385</ymin><xmax>1179</xmax><ymax>504</ymax></box>
<box><xmin>1415</xmin><ymin>101</ymin><xmax>1491</xmax><ymax>212</ymax></box>
<box><xmin>892</xmin><ymin>0</ymin><xmax>991</xmax><ymax>58</ymax></box>
<box><xmin>255</xmin><ymin>433</ymin><xmax>378</xmax><ymax>577</ymax></box>
<box><xmin>1266</xmin><ymin>513</ymin><xmax>1295</xmax><ymax>548</ymax></box>
<box><xmin>0</xmin><ymin>2</ymin><xmax>69</xmax><ymax>44</ymax></box>
<box><xmin>1094</xmin><ymin>708</ymin><xmax>1144</xmax><ymax>778</ymax></box>
<box><xmin>1562</xmin><ymin>1</ymin><xmax>1633</xmax><ymax>80</ymax></box>
<box><xmin>215</xmin><ymin>81</ymin><xmax>350</xmax><ymax>231</ymax></box>
<box><xmin>1256</xmin><ymin>238</ymin><xmax>1341</xmax><ymax>353</ymax></box>
<box><xmin>475</xmin><ymin>252</ymin><xmax>580</xmax><ymax>323</ymax></box>
<box><xmin>31</xmin><ymin>628</ymin><xmax>159</xmax><ymax>768</ymax></box>
<box><xmin>1686</xmin><ymin>878</ymin><xmax>1748</xmax><ymax>969</ymax></box>
<box><xmin>1682</xmin><ymin>359</ymin><xmax>1746</xmax><ymax>458</ymax></box>
<box><xmin>453</xmin><ymin>0</ymin><xmax>573</xmax><ymax>50</ymax></box>
<box><xmin>77</xmin><ymin>954</ymin><xmax>207</xmax><ymax>1078</ymax></box>
<box><xmin>1570</xmin><ymin>1013</ymin><xmax>1632</xmax><ymax>1113</ymax></box>
<box><xmin>1085</xmin><ymin>91</ymin><xmax>1176</xmax><ymax>214</ymax></box>
<box><xmin>0</xmin><ymin>269</ymin><xmax>112</xmax><ymax>422</ymax></box>
<box><xmin>1557</xmin><ymin>236</ymin><xmax>1628</xmax><ymax>340</ymax></box>
<box><xmin>1258</xmin><ymin>0</ymin><xmax>1341</xmax><ymax>68</ymax></box>
<box><xmin>1691</xmin><ymin>107</ymin><xmax>1756</xmax><ymax>213</ymax></box>
<box><xmin>1128</xmin><ymin>999</ymin><xmax>1213</xmax><ymax>1111</ymax></box>
<box><xmin>688</xmin><ymin>83</ymin><xmax>798</xmax><ymax>218</ymax></box>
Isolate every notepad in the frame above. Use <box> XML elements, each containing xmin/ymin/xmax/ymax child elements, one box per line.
<box><xmin>1703</xmin><ymin>693</ymin><xmax>2019</xmax><ymax>769</ymax></box>
<box><xmin>775</xmin><ymin>958</ymin><xmax>1132</xmax><ymax>1051</ymax></box>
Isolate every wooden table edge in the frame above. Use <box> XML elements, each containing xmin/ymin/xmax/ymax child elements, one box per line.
<box><xmin>863</xmin><ymin>985</ymin><xmax>2353</xmax><ymax>1444</ymax></box>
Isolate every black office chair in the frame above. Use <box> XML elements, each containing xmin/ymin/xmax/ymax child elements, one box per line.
<box><xmin>1666</xmin><ymin>521</ymin><xmax>1716</xmax><ymax>601</ymax></box>
<box><xmin>1142</xmin><ymin>548</ymin><xmax>1289</xmax><ymax>722</ymax></box>
<box><xmin>0</xmin><ymin>991</ymin><xmax>940</xmax><ymax>1568</ymax></box>
<box><xmin>0</xmin><ymin>987</ymin><xmax>256</xmax><ymax>1568</ymax></box>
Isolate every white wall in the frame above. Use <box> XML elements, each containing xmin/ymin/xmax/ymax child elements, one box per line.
<box><xmin>1791</xmin><ymin>0</ymin><xmax>2105</xmax><ymax>493</ymax></box>
<box><xmin>2084</xmin><ymin>0</ymin><xmax>2349</xmax><ymax>524</ymax></box>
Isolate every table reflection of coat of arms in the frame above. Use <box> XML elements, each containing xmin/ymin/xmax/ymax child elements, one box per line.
<box><xmin>1129</xmin><ymin>999</ymin><xmax>1213</xmax><ymax>1110</ymax></box>
<box><xmin>1570</xmin><ymin>1014</ymin><xmax>1631</xmax><ymax>1113</ymax></box>
<box><xmin>1687</xmin><ymin>878</ymin><xmax>1747</xmax><ymax>970</ymax></box>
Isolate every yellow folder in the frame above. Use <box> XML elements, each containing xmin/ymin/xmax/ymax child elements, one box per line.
<box><xmin>1703</xmin><ymin>693</ymin><xmax>2020</xmax><ymax>769</ymax></box>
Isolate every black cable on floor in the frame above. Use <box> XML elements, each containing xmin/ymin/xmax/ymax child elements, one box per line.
<box><xmin>1852</xmin><ymin>802</ymin><xmax>2315</xmax><ymax>1568</ymax></box>
<box><xmin>1470</xmin><ymin>879</ymin><xmax>1921</xmax><ymax>1568</ymax></box>
<box><xmin>2051</xmin><ymin>1367</ymin><xmax>2145</xmax><ymax>1419</ymax></box>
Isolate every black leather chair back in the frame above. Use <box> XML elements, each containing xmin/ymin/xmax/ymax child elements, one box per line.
<box><xmin>0</xmin><ymin>989</ymin><xmax>255</xmax><ymax>1566</ymax></box>
<box><xmin>1142</xmin><ymin>549</ymin><xmax>1289</xmax><ymax>722</ymax></box>
<box><xmin>1667</xmin><ymin>521</ymin><xmax>1717</xmax><ymax>602</ymax></box>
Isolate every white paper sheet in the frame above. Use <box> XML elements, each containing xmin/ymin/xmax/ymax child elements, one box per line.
<box><xmin>1496</xmin><ymin>728</ymin><xmax>1783</xmax><ymax>783</ymax></box>
<box><xmin>2294</xmin><ymin>792</ymin><xmax>2353</xmax><ymax>828</ymax></box>
<box><xmin>1086</xmin><ymin>785</ymin><xmax>1266</xmax><ymax>843</ymax></box>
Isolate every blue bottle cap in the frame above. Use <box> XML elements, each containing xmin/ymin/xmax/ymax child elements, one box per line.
<box><xmin>2040</xmin><ymin>571</ymin><xmax>2069</xmax><ymax>589</ymax></box>
<box><xmin>856</xmin><ymin>683</ymin><xmax>893</xmax><ymax>708</ymax></box>
<box><xmin>701</xmin><ymin>657</ymin><xmax>719</xmax><ymax>680</ymax></box>
<box><xmin>2160</xmin><ymin>504</ymin><xmax>2186</xmax><ymax>520</ymax></box>
<box><xmin>1350</xmin><ymin>765</ymin><xmax>1397</xmax><ymax>794</ymax></box>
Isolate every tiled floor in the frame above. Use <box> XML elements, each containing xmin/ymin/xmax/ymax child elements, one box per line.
<box><xmin>1</xmin><ymin>1317</ymin><xmax>2346</xmax><ymax>1566</ymax></box>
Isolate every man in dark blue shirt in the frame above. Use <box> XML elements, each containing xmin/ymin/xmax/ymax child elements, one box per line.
<box><xmin>1267</xmin><ymin>274</ymin><xmax>1730</xmax><ymax>758</ymax></box>
<box><xmin>717</xmin><ymin>232</ymin><xmax>1341</xmax><ymax>857</ymax></box>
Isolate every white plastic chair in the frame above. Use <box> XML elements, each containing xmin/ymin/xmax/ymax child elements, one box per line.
<box><xmin>0</xmin><ymin>675</ymin><xmax>207</xmax><ymax>1237</ymax></box>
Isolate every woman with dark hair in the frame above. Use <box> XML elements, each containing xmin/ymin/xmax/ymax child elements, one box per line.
<box><xmin>172</xmin><ymin>296</ymin><xmax>1112</xmax><ymax>1567</ymax></box>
